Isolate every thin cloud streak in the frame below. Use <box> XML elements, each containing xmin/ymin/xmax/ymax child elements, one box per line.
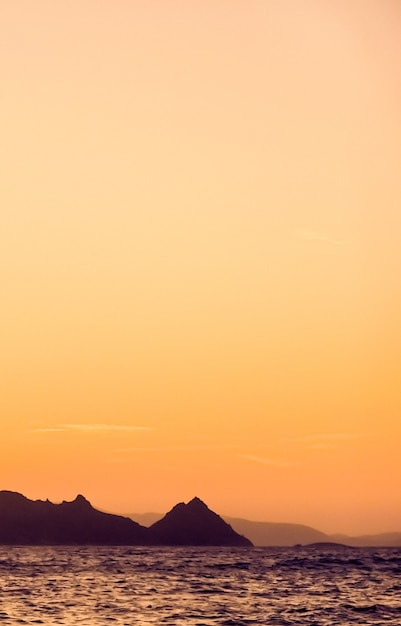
<box><xmin>60</xmin><ymin>424</ymin><xmax>153</xmax><ymax>432</ymax></box>
<box><xmin>112</xmin><ymin>444</ymin><xmax>237</xmax><ymax>453</ymax></box>
<box><xmin>238</xmin><ymin>454</ymin><xmax>296</xmax><ymax>469</ymax></box>
<box><xmin>29</xmin><ymin>424</ymin><xmax>153</xmax><ymax>433</ymax></box>
<box><xmin>29</xmin><ymin>428</ymin><xmax>65</xmax><ymax>433</ymax></box>
<box><xmin>280</xmin><ymin>433</ymin><xmax>366</xmax><ymax>445</ymax></box>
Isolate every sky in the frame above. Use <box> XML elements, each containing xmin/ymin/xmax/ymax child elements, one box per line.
<box><xmin>1</xmin><ymin>0</ymin><xmax>401</xmax><ymax>535</ymax></box>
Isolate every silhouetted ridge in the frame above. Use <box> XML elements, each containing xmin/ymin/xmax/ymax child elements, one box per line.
<box><xmin>62</xmin><ymin>494</ymin><xmax>93</xmax><ymax>510</ymax></box>
<box><xmin>149</xmin><ymin>497</ymin><xmax>252</xmax><ymax>546</ymax></box>
<box><xmin>225</xmin><ymin>517</ymin><xmax>329</xmax><ymax>546</ymax></box>
<box><xmin>0</xmin><ymin>491</ymin><xmax>30</xmax><ymax>508</ymax></box>
<box><xmin>0</xmin><ymin>492</ymin><xmax>253</xmax><ymax>546</ymax></box>
<box><xmin>188</xmin><ymin>496</ymin><xmax>209</xmax><ymax>509</ymax></box>
<box><xmin>0</xmin><ymin>491</ymin><xmax>148</xmax><ymax>545</ymax></box>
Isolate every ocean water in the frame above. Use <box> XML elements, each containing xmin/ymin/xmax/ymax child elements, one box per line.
<box><xmin>0</xmin><ymin>546</ymin><xmax>400</xmax><ymax>625</ymax></box>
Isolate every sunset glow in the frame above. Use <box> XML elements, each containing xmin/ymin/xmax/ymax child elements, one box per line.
<box><xmin>1</xmin><ymin>0</ymin><xmax>401</xmax><ymax>535</ymax></box>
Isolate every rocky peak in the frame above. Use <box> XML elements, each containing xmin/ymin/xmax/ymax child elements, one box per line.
<box><xmin>149</xmin><ymin>497</ymin><xmax>252</xmax><ymax>546</ymax></box>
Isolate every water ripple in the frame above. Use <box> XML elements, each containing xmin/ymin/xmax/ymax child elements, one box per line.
<box><xmin>0</xmin><ymin>546</ymin><xmax>400</xmax><ymax>624</ymax></box>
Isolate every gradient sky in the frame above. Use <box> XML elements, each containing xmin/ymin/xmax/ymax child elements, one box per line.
<box><xmin>1</xmin><ymin>0</ymin><xmax>401</xmax><ymax>535</ymax></box>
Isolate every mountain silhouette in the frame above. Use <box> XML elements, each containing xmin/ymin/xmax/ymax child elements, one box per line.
<box><xmin>224</xmin><ymin>517</ymin><xmax>328</xmax><ymax>546</ymax></box>
<box><xmin>148</xmin><ymin>497</ymin><xmax>252</xmax><ymax>546</ymax></box>
<box><xmin>127</xmin><ymin>511</ymin><xmax>401</xmax><ymax>547</ymax></box>
<box><xmin>0</xmin><ymin>491</ymin><xmax>148</xmax><ymax>545</ymax></box>
<box><xmin>0</xmin><ymin>491</ymin><xmax>252</xmax><ymax>547</ymax></box>
<box><xmin>126</xmin><ymin>509</ymin><xmax>328</xmax><ymax>545</ymax></box>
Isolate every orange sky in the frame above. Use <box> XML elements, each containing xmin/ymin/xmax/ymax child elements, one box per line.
<box><xmin>1</xmin><ymin>0</ymin><xmax>401</xmax><ymax>535</ymax></box>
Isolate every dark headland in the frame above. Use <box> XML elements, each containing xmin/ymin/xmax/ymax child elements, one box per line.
<box><xmin>0</xmin><ymin>491</ymin><xmax>252</xmax><ymax>547</ymax></box>
<box><xmin>149</xmin><ymin>496</ymin><xmax>250</xmax><ymax>546</ymax></box>
<box><xmin>129</xmin><ymin>513</ymin><xmax>401</xmax><ymax>547</ymax></box>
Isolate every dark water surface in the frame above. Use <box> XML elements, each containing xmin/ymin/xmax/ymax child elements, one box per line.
<box><xmin>0</xmin><ymin>546</ymin><xmax>400</xmax><ymax>625</ymax></box>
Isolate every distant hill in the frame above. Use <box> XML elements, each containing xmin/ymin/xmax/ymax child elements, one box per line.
<box><xmin>0</xmin><ymin>491</ymin><xmax>252</xmax><ymax>547</ymax></box>
<box><xmin>128</xmin><ymin>511</ymin><xmax>401</xmax><ymax>547</ymax></box>
<box><xmin>127</xmin><ymin>511</ymin><xmax>327</xmax><ymax>546</ymax></box>
<box><xmin>329</xmin><ymin>532</ymin><xmax>401</xmax><ymax>547</ymax></box>
<box><xmin>128</xmin><ymin>512</ymin><xmax>163</xmax><ymax>527</ymax></box>
<box><xmin>225</xmin><ymin>519</ymin><xmax>401</xmax><ymax>547</ymax></box>
<box><xmin>224</xmin><ymin>517</ymin><xmax>328</xmax><ymax>546</ymax></box>
<box><xmin>148</xmin><ymin>497</ymin><xmax>252</xmax><ymax>547</ymax></box>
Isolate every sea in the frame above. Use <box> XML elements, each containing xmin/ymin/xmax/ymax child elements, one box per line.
<box><xmin>0</xmin><ymin>545</ymin><xmax>400</xmax><ymax>625</ymax></box>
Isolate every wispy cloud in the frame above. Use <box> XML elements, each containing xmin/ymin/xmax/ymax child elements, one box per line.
<box><xmin>30</xmin><ymin>428</ymin><xmax>66</xmax><ymax>433</ymax></box>
<box><xmin>238</xmin><ymin>454</ymin><xmax>296</xmax><ymax>469</ymax></box>
<box><xmin>112</xmin><ymin>444</ymin><xmax>237</xmax><ymax>453</ymax></box>
<box><xmin>61</xmin><ymin>424</ymin><xmax>153</xmax><ymax>432</ymax></box>
<box><xmin>29</xmin><ymin>424</ymin><xmax>153</xmax><ymax>433</ymax></box>
<box><xmin>280</xmin><ymin>433</ymin><xmax>366</xmax><ymax>449</ymax></box>
<box><xmin>296</xmin><ymin>228</ymin><xmax>349</xmax><ymax>246</ymax></box>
